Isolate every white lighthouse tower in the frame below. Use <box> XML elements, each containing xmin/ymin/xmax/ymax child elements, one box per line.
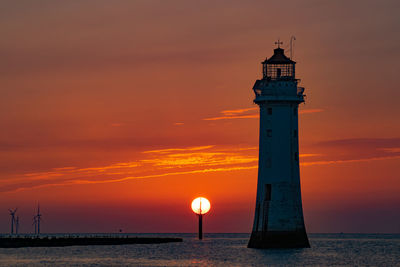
<box><xmin>248</xmin><ymin>42</ymin><xmax>310</xmax><ymax>248</ymax></box>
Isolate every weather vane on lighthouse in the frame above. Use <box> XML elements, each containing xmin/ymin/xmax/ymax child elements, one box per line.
<box><xmin>248</xmin><ymin>40</ymin><xmax>310</xmax><ymax>248</ymax></box>
<box><xmin>274</xmin><ymin>39</ymin><xmax>283</xmax><ymax>48</ymax></box>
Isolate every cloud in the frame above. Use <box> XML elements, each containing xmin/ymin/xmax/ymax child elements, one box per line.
<box><xmin>2</xmin><ymin>138</ymin><xmax>399</xmax><ymax>193</ymax></box>
<box><xmin>140</xmin><ymin>152</ymin><xmax>257</xmax><ymax>167</ymax></box>
<box><xmin>204</xmin><ymin>114</ymin><xmax>259</xmax><ymax>121</ymax></box>
<box><xmin>379</xmin><ymin>147</ymin><xmax>400</xmax><ymax>153</ymax></box>
<box><xmin>143</xmin><ymin>145</ymin><xmax>214</xmax><ymax>154</ymax></box>
<box><xmin>221</xmin><ymin>108</ymin><xmax>257</xmax><ymax>115</ymax></box>
<box><xmin>0</xmin><ymin>145</ymin><xmax>257</xmax><ymax>193</ymax></box>
<box><xmin>316</xmin><ymin>138</ymin><xmax>400</xmax><ymax>148</ymax></box>
<box><xmin>301</xmin><ymin>155</ymin><xmax>400</xmax><ymax>166</ymax></box>
<box><xmin>203</xmin><ymin>107</ymin><xmax>323</xmax><ymax>121</ymax></box>
<box><xmin>302</xmin><ymin>138</ymin><xmax>400</xmax><ymax>166</ymax></box>
<box><xmin>312</xmin><ymin>138</ymin><xmax>400</xmax><ymax>159</ymax></box>
<box><xmin>300</xmin><ymin>154</ymin><xmax>322</xmax><ymax>158</ymax></box>
<box><xmin>7</xmin><ymin>165</ymin><xmax>259</xmax><ymax>193</ymax></box>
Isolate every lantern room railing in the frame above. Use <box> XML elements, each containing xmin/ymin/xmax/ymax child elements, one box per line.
<box><xmin>297</xmin><ymin>87</ymin><xmax>305</xmax><ymax>96</ymax></box>
<box><xmin>263</xmin><ymin>63</ymin><xmax>295</xmax><ymax>80</ymax></box>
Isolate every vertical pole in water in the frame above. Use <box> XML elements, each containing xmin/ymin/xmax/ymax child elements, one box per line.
<box><xmin>198</xmin><ymin>214</ymin><xmax>203</xmax><ymax>240</ymax></box>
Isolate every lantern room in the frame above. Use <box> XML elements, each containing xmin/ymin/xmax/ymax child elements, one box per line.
<box><xmin>262</xmin><ymin>47</ymin><xmax>295</xmax><ymax>80</ymax></box>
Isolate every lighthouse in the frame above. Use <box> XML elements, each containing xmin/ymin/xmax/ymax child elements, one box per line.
<box><xmin>248</xmin><ymin>42</ymin><xmax>310</xmax><ymax>248</ymax></box>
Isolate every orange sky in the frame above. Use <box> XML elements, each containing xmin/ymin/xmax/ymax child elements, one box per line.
<box><xmin>1</xmin><ymin>0</ymin><xmax>399</xmax><ymax>233</ymax></box>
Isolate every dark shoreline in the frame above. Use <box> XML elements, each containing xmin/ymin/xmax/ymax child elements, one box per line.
<box><xmin>0</xmin><ymin>237</ymin><xmax>182</xmax><ymax>248</ymax></box>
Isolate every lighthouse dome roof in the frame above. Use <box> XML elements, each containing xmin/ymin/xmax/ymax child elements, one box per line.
<box><xmin>263</xmin><ymin>48</ymin><xmax>295</xmax><ymax>64</ymax></box>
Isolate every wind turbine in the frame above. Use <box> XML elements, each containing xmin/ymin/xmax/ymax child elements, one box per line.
<box><xmin>36</xmin><ymin>204</ymin><xmax>42</xmax><ymax>235</ymax></box>
<box><xmin>8</xmin><ymin>208</ymin><xmax>17</xmax><ymax>234</ymax></box>
<box><xmin>15</xmin><ymin>216</ymin><xmax>19</xmax><ymax>235</ymax></box>
<box><xmin>32</xmin><ymin>215</ymin><xmax>38</xmax><ymax>234</ymax></box>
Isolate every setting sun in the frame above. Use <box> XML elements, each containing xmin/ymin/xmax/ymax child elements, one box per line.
<box><xmin>191</xmin><ymin>197</ymin><xmax>211</xmax><ymax>215</ymax></box>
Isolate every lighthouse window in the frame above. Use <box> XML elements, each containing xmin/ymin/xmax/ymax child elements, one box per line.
<box><xmin>267</xmin><ymin>129</ymin><xmax>272</xmax><ymax>137</ymax></box>
<box><xmin>294</xmin><ymin>130</ymin><xmax>297</xmax><ymax>137</ymax></box>
<box><xmin>265</xmin><ymin>184</ymin><xmax>271</xmax><ymax>201</ymax></box>
<box><xmin>267</xmin><ymin>108</ymin><xmax>272</xmax><ymax>115</ymax></box>
<box><xmin>294</xmin><ymin>152</ymin><xmax>299</xmax><ymax>161</ymax></box>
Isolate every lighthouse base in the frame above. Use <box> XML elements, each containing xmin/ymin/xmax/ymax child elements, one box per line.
<box><xmin>248</xmin><ymin>230</ymin><xmax>310</xmax><ymax>249</ymax></box>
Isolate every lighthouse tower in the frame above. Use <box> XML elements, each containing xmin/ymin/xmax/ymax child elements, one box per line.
<box><xmin>248</xmin><ymin>43</ymin><xmax>310</xmax><ymax>248</ymax></box>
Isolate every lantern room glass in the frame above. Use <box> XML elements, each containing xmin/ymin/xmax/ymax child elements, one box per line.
<box><xmin>263</xmin><ymin>63</ymin><xmax>295</xmax><ymax>80</ymax></box>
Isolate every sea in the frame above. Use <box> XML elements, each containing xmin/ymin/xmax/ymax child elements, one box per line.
<box><xmin>0</xmin><ymin>233</ymin><xmax>399</xmax><ymax>266</ymax></box>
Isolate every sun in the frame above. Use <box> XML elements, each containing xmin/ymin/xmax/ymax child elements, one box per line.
<box><xmin>191</xmin><ymin>197</ymin><xmax>211</xmax><ymax>215</ymax></box>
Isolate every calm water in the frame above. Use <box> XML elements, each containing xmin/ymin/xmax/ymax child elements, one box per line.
<box><xmin>0</xmin><ymin>233</ymin><xmax>399</xmax><ymax>266</ymax></box>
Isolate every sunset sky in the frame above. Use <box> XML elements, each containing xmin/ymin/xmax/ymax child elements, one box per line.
<box><xmin>1</xmin><ymin>0</ymin><xmax>399</xmax><ymax>234</ymax></box>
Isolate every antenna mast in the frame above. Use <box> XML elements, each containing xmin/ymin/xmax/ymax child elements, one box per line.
<box><xmin>290</xmin><ymin>36</ymin><xmax>296</xmax><ymax>59</ymax></box>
